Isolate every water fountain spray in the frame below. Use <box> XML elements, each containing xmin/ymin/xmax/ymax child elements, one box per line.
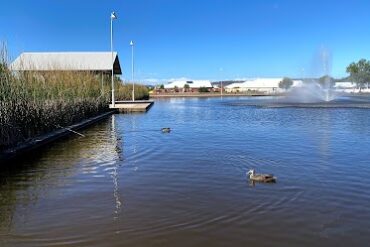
<box><xmin>286</xmin><ymin>46</ymin><xmax>336</xmax><ymax>103</ymax></box>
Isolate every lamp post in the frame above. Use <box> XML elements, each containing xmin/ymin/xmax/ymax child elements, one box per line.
<box><xmin>221</xmin><ymin>81</ymin><xmax>223</xmax><ymax>96</ymax></box>
<box><xmin>111</xmin><ymin>11</ymin><xmax>117</xmax><ymax>107</ymax></box>
<box><xmin>130</xmin><ymin>40</ymin><xmax>135</xmax><ymax>101</ymax></box>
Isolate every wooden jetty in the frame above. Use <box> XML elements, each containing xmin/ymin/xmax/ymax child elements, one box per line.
<box><xmin>109</xmin><ymin>100</ymin><xmax>154</xmax><ymax>113</ymax></box>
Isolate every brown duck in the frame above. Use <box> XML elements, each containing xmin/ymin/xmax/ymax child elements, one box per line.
<box><xmin>247</xmin><ymin>169</ymin><xmax>276</xmax><ymax>183</ymax></box>
<box><xmin>161</xmin><ymin>128</ymin><xmax>171</xmax><ymax>133</ymax></box>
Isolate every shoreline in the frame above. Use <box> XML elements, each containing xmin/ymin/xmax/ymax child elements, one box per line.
<box><xmin>150</xmin><ymin>92</ymin><xmax>370</xmax><ymax>99</ymax></box>
<box><xmin>0</xmin><ymin>110</ymin><xmax>116</xmax><ymax>162</ymax></box>
<box><xmin>150</xmin><ymin>93</ymin><xmax>271</xmax><ymax>98</ymax></box>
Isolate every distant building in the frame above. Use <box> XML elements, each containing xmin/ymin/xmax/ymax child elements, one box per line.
<box><xmin>225</xmin><ymin>78</ymin><xmax>303</xmax><ymax>93</ymax></box>
<box><xmin>211</xmin><ymin>81</ymin><xmax>243</xmax><ymax>88</ymax></box>
<box><xmin>164</xmin><ymin>80</ymin><xmax>212</xmax><ymax>92</ymax></box>
<box><xmin>10</xmin><ymin>52</ymin><xmax>122</xmax><ymax>75</ymax></box>
<box><xmin>334</xmin><ymin>82</ymin><xmax>357</xmax><ymax>93</ymax></box>
<box><xmin>292</xmin><ymin>80</ymin><xmax>304</xmax><ymax>88</ymax></box>
<box><xmin>224</xmin><ymin>82</ymin><xmax>247</xmax><ymax>93</ymax></box>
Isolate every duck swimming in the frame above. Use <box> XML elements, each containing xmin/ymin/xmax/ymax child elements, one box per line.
<box><xmin>247</xmin><ymin>169</ymin><xmax>276</xmax><ymax>183</ymax></box>
<box><xmin>161</xmin><ymin>127</ymin><xmax>171</xmax><ymax>133</ymax></box>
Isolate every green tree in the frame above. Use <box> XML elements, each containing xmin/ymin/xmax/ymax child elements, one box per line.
<box><xmin>159</xmin><ymin>84</ymin><xmax>164</xmax><ymax>89</ymax></box>
<box><xmin>198</xmin><ymin>87</ymin><xmax>209</xmax><ymax>93</ymax></box>
<box><xmin>346</xmin><ymin>59</ymin><xmax>370</xmax><ymax>90</ymax></box>
<box><xmin>184</xmin><ymin>83</ymin><xmax>190</xmax><ymax>92</ymax></box>
<box><xmin>318</xmin><ymin>75</ymin><xmax>335</xmax><ymax>88</ymax></box>
<box><xmin>279</xmin><ymin>77</ymin><xmax>293</xmax><ymax>90</ymax></box>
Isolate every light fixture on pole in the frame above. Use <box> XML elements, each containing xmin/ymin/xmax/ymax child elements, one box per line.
<box><xmin>130</xmin><ymin>40</ymin><xmax>135</xmax><ymax>101</ymax></box>
<box><xmin>111</xmin><ymin>11</ymin><xmax>117</xmax><ymax>107</ymax></box>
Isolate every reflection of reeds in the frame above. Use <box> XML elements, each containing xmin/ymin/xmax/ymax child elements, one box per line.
<box><xmin>0</xmin><ymin>47</ymin><xmax>148</xmax><ymax>150</ymax></box>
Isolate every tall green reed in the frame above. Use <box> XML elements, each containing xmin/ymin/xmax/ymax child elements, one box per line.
<box><xmin>0</xmin><ymin>48</ymin><xmax>148</xmax><ymax>150</ymax></box>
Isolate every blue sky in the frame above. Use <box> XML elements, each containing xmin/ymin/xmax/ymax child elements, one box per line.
<box><xmin>1</xmin><ymin>0</ymin><xmax>370</xmax><ymax>82</ymax></box>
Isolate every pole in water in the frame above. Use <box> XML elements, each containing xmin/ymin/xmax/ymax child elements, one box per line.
<box><xmin>55</xmin><ymin>125</ymin><xmax>85</xmax><ymax>137</ymax></box>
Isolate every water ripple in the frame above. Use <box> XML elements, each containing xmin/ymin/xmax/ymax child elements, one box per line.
<box><xmin>1</xmin><ymin>96</ymin><xmax>370</xmax><ymax>247</ymax></box>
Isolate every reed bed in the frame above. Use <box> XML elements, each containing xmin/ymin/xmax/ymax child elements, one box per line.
<box><xmin>0</xmin><ymin>50</ymin><xmax>148</xmax><ymax>151</ymax></box>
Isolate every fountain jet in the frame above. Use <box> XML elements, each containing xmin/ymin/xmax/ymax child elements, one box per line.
<box><xmin>286</xmin><ymin>47</ymin><xmax>336</xmax><ymax>103</ymax></box>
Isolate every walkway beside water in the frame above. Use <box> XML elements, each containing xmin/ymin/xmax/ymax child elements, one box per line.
<box><xmin>1</xmin><ymin>100</ymin><xmax>154</xmax><ymax>162</ymax></box>
<box><xmin>109</xmin><ymin>100</ymin><xmax>154</xmax><ymax>112</ymax></box>
<box><xmin>0</xmin><ymin>111</ymin><xmax>116</xmax><ymax>162</ymax></box>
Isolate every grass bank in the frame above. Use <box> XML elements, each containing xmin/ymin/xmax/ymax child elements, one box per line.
<box><xmin>0</xmin><ymin>48</ymin><xmax>148</xmax><ymax>151</ymax></box>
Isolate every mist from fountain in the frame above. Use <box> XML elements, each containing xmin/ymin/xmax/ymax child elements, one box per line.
<box><xmin>286</xmin><ymin>80</ymin><xmax>337</xmax><ymax>103</ymax></box>
<box><xmin>285</xmin><ymin>47</ymin><xmax>336</xmax><ymax>103</ymax></box>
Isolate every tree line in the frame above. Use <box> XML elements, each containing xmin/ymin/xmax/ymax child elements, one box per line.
<box><xmin>346</xmin><ymin>59</ymin><xmax>370</xmax><ymax>90</ymax></box>
<box><xmin>279</xmin><ymin>58</ymin><xmax>370</xmax><ymax>90</ymax></box>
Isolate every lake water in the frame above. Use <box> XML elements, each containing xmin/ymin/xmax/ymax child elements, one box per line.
<box><xmin>1</xmin><ymin>96</ymin><xmax>370</xmax><ymax>247</ymax></box>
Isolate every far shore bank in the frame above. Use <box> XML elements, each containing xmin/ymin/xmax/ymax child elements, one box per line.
<box><xmin>150</xmin><ymin>92</ymin><xmax>370</xmax><ymax>99</ymax></box>
<box><xmin>150</xmin><ymin>93</ymin><xmax>272</xmax><ymax>98</ymax></box>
